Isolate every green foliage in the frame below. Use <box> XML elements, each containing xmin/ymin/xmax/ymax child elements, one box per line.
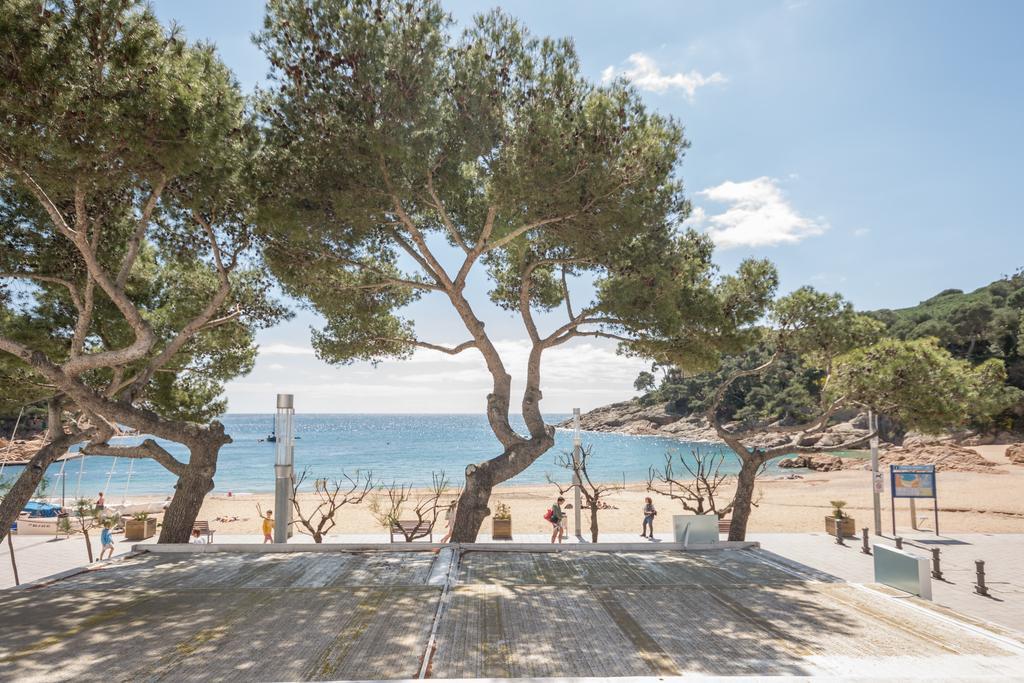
<box><xmin>869</xmin><ymin>271</ymin><xmax>1024</xmax><ymax>378</ymax></box>
<box><xmin>254</xmin><ymin>0</ymin><xmax>748</xmax><ymax>372</ymax></box>
<box><xmin>639</xmin><ymin>274</ymin><xmax>1024</xmax><ymax>432</ymax></box>
<box><xmin>831</xmin><ymin>337</ymin><xmax>1022</xmax><ymax>432</ymax></box>
<box><xmin>0</xmin><ymin>0</ymin><xmax>289</xmax><ymax>423</ymax></box>
<box><xmin>830</xmin><ymin>500</ymin><xmax>846</xmax><ymax>518</ymax></box>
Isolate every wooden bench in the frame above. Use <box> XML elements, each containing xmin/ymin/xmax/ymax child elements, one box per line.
<box><xmin>718</xmin><ymin>517</ymin><xmax>732</xmax><ymax>536</ymax></box>
<box><xmin>389</xmin><ymin>520</ymin><xmax>433</xmax><ymax>543</ymax></box>
<box><xmin>192</xmin><ymin>520</ymin><xmax>215</xmax><ymax>543</ymax></box>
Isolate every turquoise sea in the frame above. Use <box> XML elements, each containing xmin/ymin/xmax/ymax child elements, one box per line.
<box><xmin>10</xmin><ymin>414</ymin><xmax>764</xmax><ymax>500</ymax></box>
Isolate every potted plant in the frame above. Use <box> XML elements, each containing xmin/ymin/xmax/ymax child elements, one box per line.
<box><xmin>124</xmin><ymin>512</ymin><xmax>157</xmax><ymax>541</ymax></box>
<box><xmin>491</xmin><ymin>502</ymin><xmax>512</xmax><ymax>541</ymax></box>
<box><xmin>824</xmin><ymin>500</ymin><xmax>855</xmax><ymax>537</ymax></box>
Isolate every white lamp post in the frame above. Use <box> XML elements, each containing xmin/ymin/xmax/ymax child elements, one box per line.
<box><xmin>274</xmin><ymin>393</ymin><xmax>295</xmax><ymax>543</ymax></box>
<box><xmin>870</xmin><ymin>410</ymin><xmax>882</xmax><ymax>535</ymax></box>
<box><xmin>572</xmin><ymin>407</ymin><xmax>582</xmax><ymax>539</ymax></box>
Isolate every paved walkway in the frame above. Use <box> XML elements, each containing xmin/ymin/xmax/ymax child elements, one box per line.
<box><xmin>750</xmin><ymin>532</ymin><xmax>1024</xmax><ymax>634</ymax></box>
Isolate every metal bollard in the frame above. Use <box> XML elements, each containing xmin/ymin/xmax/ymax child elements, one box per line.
<box><xmin>931</xmin><ymin>548</ymin><xmax>943</xmax><ymax>580</ymax></box>
<box><xmin>834</xmin><ymin>518</ymin><xmax>845</xmax><ymax>545</ymax></box>
<box><xmin>861</xmin><ymin>528</ymin><xmax>871</xmax><ymax>555</ymax></box>
<box><xmin>974</xmin><ymin>560</ymin><xmax>989</xmax><ymax>596</ymax></box>
<box><xmin>895</xmin><ymin>536</ymin><xmax>903</xmax><ymax>550</ymax></box>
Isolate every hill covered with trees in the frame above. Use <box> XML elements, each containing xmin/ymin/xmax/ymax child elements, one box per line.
<box><xmin>629</xmin><ymin>271</ymin><xmax>1024</xmax><ymax>435</ymax></box>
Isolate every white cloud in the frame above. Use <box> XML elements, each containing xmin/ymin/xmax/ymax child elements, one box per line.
<box><xmin>233</xmin><ymin>337</ymin><xmax>647</xmax><ymax>413</ymax></box>
<box><xmin>601</xmin><ymin>53</ymin><xmax>725</xmax><ymax>99</ymax></box>
<box><xmin>688</xmin><ymin>176</ymin><xmax>827</xmax><ymax>249</ymax></box>
<box><xmin>853</xmin><ymin>228</ymin><xmax>871</xmax><ymax>237</ymax></box>
<box><xmin>259</xmin><ymin>342</ymin><xmax>315</xmax><ymax>356</ymax></box>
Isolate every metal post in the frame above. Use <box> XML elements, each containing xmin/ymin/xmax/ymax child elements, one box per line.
<box><xmin>6</xmin><ymin>533</ymin><xmax>18</xmax><ymax>586</ymax></box>
<box><xmin>974</xmin><ymin>560</ymin><xmax>989</xmax><ymax>596</ymax></box>
<box><xmin>910</xmin><ymin>498</ymin><xmax>917</xmax><ymax>530</ymax></box>
<box><xmin>834</xmin><ymin>518</ymin><xmax>845</xmax><ymax>545</ymax></box>
<box><xmin>572</xmin><ymin>408</ymin><xmax>582</xmax><ymax>540</ymax></box>
<box><xmin>931</xmin><ymin>548</ymin><xmax>943</xmax><ymax>580</ymax></box>
<box><xmin>895</xmin><ymin>536</ymin><xmax>903</xmax><ymax>550</ymax></box>
<box><xmin>861</xmin><ymin>528</ymin><xmax>871</xmax><ymax>555</ymax></box>
<box><xmin>870</xmin><ymin>410</ymin><xmax>882</xmax><ymax>536</ymax></box>
<box><xmin>274</xmin><ymin>394</ymin><xmax>295</xmax><ymax>544</ymax></box>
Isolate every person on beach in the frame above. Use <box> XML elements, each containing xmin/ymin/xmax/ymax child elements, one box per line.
<box><xmin>95</xmin><ymin>492</ymin><xmax>105</xmax><ymax>511</ymax></box>
<box><xmin>262</xmin><ymin>510</ymin><xmax>274</xmax><ymax>543</ymax></box>
<box><xmin>191</xmin><ymin>528</ymin><xmax>207</xmax><ymax>544</ymax></box>
<box><xmin>549</xmin><ymin>497</ymin><xmax>566</xmax><ymax>544</ymax></box>
<box><xmin>440</xmin><ymin>500</ymin><xmax>457</xmax><ymax>543</ymax></box>
<box><xmin>99</xmin><ymin>522</ymin><xmax>114</xmax><ymax>560</ymax></box>
<box><xmin>641</xmin><ymin>497</ymin><xmax>657</xmax><ymax>538</ymax></box>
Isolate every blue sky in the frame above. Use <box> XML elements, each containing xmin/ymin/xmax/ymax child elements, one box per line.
<box><xmin>150</xmin><ymin>0</ymin><xmax>1024</xmax><ymax>413</ymax></box>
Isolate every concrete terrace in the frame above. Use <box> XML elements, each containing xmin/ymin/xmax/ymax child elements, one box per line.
<box><xmin>1</xmin><ymin>544</ymin><xmax>1023</xmax><ymax>681</ymax></box>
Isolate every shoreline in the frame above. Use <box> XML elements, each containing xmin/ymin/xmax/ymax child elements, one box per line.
<box><xmin>65</xmin><ymin>445</ymin><xmax>1020</xmax><ymax>537</ymax></box>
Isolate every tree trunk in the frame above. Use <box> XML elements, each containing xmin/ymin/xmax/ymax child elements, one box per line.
<box><xmin>451</xmin><ymin>466</ymin><xmax>494</xmax><ymax>543</ymax></box>
<box><xmin>0</xmin><ymin>429</ymin><xmax>87</xmax><ymax>543</ymax></box>
<box><xmin>157</xmin><ymin>442</ymin><xmax>219</xmax><ymax>543</ymax></box>
<box><xmin>82</xmin><ymin>527</ymin><xmax>93</xmax><ymax>563</ymax></box>
<box><xmin>590</xmin><ymin>505</ymin><xmax>599</xmax><ymax>543</ymax></box>
<box><xmin>727</xmin><ymin>454</ymin><xmax>762</xmax><ymax>542</ymax></box>
<box><xmin>451</xmin><ymin>436</ymin><xmax>554</xmax><ymax>542</ymax></box>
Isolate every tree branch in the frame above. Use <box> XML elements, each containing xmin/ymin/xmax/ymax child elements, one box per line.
<box><xmin>80</xmin><ymin>438</ymin><xmax>187</xmax><ymax>477</ymax></box>
<box><xmin>0</xmin><ymin>272</ymin><xmax>83</xmax><ymax>312</ymax></box>
<box><xmin>425</xmin><ymin>167</ymin><xmax>468</xmax><ymax>253</ymax></box>
<box><xmin>485</xmin><ymin>214</ymin><xmax>574</xmax><ymax>252</ymax></box>
<box><xmin>116</xmin><ymin>173</ymin><xmax>167</xmax><ymax>288</ymax></box>
<box><xmin>377</xmin><ymin>338</ymin><xmax>477</xmax><ymax>355</ymax></box>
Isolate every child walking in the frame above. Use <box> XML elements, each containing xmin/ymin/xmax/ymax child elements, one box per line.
<box><xmin>99</xmin><ymin>522</ymin><xmax>115</xmax><ymax>560</ymax></box>
<box><xmin>262</xmin><ymin>510</ymin><xmax>274</xmax><ymax>543</ymax></box>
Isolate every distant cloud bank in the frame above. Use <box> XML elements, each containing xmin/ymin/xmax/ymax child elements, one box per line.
<box><xmin>601</xmin><ymin>53</ymin><xmax>725</xmax><ymax>99</ymax></box>
<box><xmin>687</xmin><ymin>176</ymin><xmax>827</xmax><ymax>249</ymax></box>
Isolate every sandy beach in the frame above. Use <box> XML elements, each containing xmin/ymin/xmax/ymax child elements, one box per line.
<box><xmin>162</xmin><ymin>444</ymin><xmax>1024</xmax><ymax>538</ymax></box>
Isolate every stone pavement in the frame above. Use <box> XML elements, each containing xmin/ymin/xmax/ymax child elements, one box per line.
<box><xmin>749</xmin><ymin>532</ymin><xmax>1024</xmax><ymax>634</ymax></box>
<box><xmin>2</xmin><ymin>545</ymin><xmax>1023</xmax><ymax>681</ymax></box>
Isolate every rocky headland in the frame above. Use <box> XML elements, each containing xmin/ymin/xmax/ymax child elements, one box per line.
<box><xmin>562</xmin><ymin>400</ymin><xmax>1024</xmax><ymax>473</ymax></box>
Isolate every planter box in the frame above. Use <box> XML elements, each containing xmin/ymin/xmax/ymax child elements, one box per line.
<box><xmin>124</xmin><ymin>517</ymin><xmax>157</xmax><ymax>541</ymax></box>
<box><xmin>492</xmin><ymin>518</ymin><xmax>512</xmax><ymax>541</ymax></box>
<box><xmin>825</xmin><ymin>515</ymin><xmax>856</xmax><ymax>538</ymax></box>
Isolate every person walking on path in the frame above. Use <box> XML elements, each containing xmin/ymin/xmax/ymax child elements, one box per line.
<box><xmin>99</xmin><ymin>522</ymin><xmax>114</xmax><ymax>561</ymax></box>
<box><xmin>549</xmin><ymin>497</ymin><xmax>566</xmax><ymax>544</ymax></box>
<box><xmin>641</xmin><ymin>497</ymin><xmax>656</xmax><ymax>538</ymax></box>
<box><xmin>440</xmin><ymin>500</ymin><xmax>457</xmax><ymax>543</ymax></box>
<box><xmin>262</xmin><ymin>510</ymin><xmax>274</xmax><ymax>543</ymax></box>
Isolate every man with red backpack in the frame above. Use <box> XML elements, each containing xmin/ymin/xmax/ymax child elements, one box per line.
<box><xmin>545</xmin><ymin>497</ymin><xmax>566</xmax><ymax>544</ymax></box>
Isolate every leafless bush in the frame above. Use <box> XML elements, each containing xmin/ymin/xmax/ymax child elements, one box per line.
<box><xmin>289</xmin><ymin>466</ymin><xmax>376</xmax><ymax>543</ymax></box>
<box><xmin>369</xmin><ymin>471</ymin><xmax>449</xmax><ymax>541</ymax></box>
<box><xmin>546</xmin><ymin>445</ymin><xmax>624</xmax><ymax>542</ymax></box>
<box><xmin>647</xmin><ymin>448</ymin><xmax>765</xmax><ymax>518</ymax></box>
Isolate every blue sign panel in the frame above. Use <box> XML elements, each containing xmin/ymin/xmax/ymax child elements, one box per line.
<box><xmin>890</xmin><ymin>464</ymin><xmax>937</xmax><ymax>499</ymax></box>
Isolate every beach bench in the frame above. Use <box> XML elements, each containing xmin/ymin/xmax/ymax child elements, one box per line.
<box><xmin>389</xmin><ymin>520</ymin><xmax>433</xmax><ymax>543</ymax></box>
<box><xmin>192</xmin><ymin>520</ymin><xmax>215</xmax><ymax>543</ymax></box>
<box><xmin>718</xmin><ymin>517</ymin><xmax>732</xmax><ymax>537</ymax></box>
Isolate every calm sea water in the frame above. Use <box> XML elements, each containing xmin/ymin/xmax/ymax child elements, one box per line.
<box><xmin>10</xmin><ymin>414</ymin><xmax>758</xmax><ymax>500</ymax></box>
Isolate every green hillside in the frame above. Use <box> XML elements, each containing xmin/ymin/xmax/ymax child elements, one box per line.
<box><xmin>868</xmin><ymin>270</ymin><xmax>1024</xmax><ymax>389</ymax></box>
<box><xmin>634</xmin><ymin>270</ymin><xmax>1024</xmax><ymax>431</ymax></box>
